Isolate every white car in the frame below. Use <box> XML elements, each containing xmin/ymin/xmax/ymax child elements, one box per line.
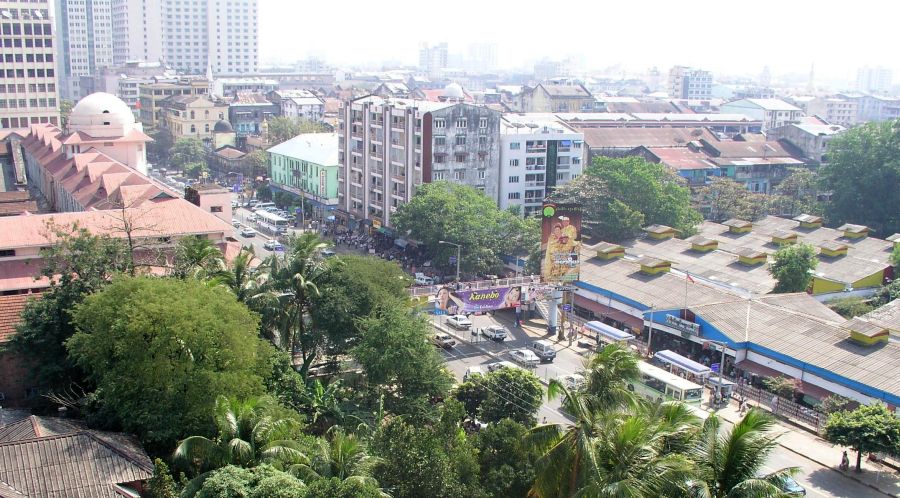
<box><xmin>414</xmin><ymin>274</ymin><xmax>434</xmax><ymax>286</ymax></box>
<box><xmin>446</xmin><ymin>315</ymin><xmax>472</xmax><ymax>330</ymax></box>
<box><xmin>263</xmin><ymin>240</ymin><xmax>283</xmax><ymax>251</ymax></box>
<box><xmin>432</xmin><ymin>333</ymin><xmax>456</xmax><ymax>349</ymax></box>
<box><xmin>509</xmin><ymin>349</ymin><xmax>540</xmax><ymax>368</ymax></box>
<box><xmin>486</xmin><ymin>361</ymin><xmax>520</xmax><ymax>373</ymax></box>
<box><xmin>557</xmin><ymin>374</ymin><xmax>585</xmax><ymax>391</ymax></box>
<box><xmin>463</xmin><ymin>365</ymin><xmax>485</xmax><ymax>382</ymax></box>
<box><xmin>240</xmin><ymin>228</ymin><xmax>256</xmax><ymax>238</ymax></box>
<box><xmin>231</xmin><ymin>219</ymin><xmax>241</xmax><ymax>227</ymax></box>
<box><xmin>482</xmin><ymin>325</ymin><xmax>508</xmax><ymax>342</ymax></box>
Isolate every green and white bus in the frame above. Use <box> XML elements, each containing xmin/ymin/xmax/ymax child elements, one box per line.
<box><xmin>629</xmin><ymin>361</ymin><xmax>704</xmax><ymax>406</ymax></box>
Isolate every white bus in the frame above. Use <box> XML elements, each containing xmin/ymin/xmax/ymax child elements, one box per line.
<box><xmin>255</xmin><ymin>210</ymin><xmax>289</xmax><ymax>234</ymax></box>
<box><xmin>629</xmin><ymin>361</ymin><xmax>704</xmax><ymax>406</ymax></box>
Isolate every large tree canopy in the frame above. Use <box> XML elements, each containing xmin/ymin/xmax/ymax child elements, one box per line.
<box><xmin>769</xmin><ymin>242</ymin><xmax>818</xmax><ymax>293</ymax></box>
<box><xmin>392</xmin><ymin>181</ymin><xmax>538</xmax><ymax>277</ymax></box>
<box><xmin>550</xmin><ymin>156</ymin><xmax>701</xmax><ymax>242</ymax></box>
<box><xmin>819</xmin><ymin>120</ymin><xmax>900</xmax><ymax>235</ymax></box>
<box><xmin>824</xmin><ymin>403</ymin><xmax>900</xmax><ymax>472</ymax></box>
<box><xmin>67</xmin><ymin>276</ymin><xmax>276</xmax><ymax>452</ymax></box>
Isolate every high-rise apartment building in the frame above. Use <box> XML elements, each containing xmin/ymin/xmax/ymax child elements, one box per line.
<box><xmin>336</xmin><ymin>96</ymin><xmax>501</xmax><ymax>229</ymax></box>
<box><xmin>55</xmin><ymin>0</ymin><xmax>113</xmax><ymax>100</ymax></box>
<box><xmin>0</xmin><ymin>1</ymin><xmax>60</xmax><ymax>128</ymax></box>
<box><xmin>418</xmin><ymin>42</ymin><xmax>447</xmax><ymax>77</ymax></box>
<box><xmin>668</xmin><ymin>66</ymin><xmax>713</xmax><ymax>100</ymax></box>
<box><xmin>856</xmin><ymin>66</ymin><xmax>892</xmax><ymax>94</ymax></box>
<box><xmin>110</xmin><ymin>0</ymin><xmax>163</xmax><ymax>65</ymax></box>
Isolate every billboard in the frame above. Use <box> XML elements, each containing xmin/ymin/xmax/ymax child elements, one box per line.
<box><xmin>434</xmin><ymin>286</ymin><xmax>522</xmax><ymax>314</ymax></box>
<box><xmin>540</xmin><ymin>202</ymin><xmax>583</xmax><ymax>283</ymax></box>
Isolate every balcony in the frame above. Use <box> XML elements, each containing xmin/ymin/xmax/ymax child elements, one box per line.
<box><xmin>525</xmin><ymin>181</ymin><xmax>545</xmax><ymax>187</ymax></box>
<box><xmin>526</xmin><ymin>146</ymin><xmax>547</xmax><ymax>154</ymax></box>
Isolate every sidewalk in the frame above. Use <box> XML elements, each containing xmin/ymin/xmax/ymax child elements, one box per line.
<box><xmin>714</xmin><ymin>401</ymin><xmax>899</xmax><ymax>497</ymax></box>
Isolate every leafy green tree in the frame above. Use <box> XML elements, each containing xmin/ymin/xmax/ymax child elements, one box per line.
<box><xmin>59</xmin><ymin>99</ymin><xmax>74</xmax><ymax>128</ymax></box>
<box><xmin>871</xmin><ymin>279</ymin><xmax>900</xmax><ymax>308</ymax></box>
<box><xmin>256</xmin><ymin>185</ymin><xmax>273</xmax><ymax>202</ymax></box>
<box><xmin>452</xmin><ymin>379</ymin><xmax>488</xmax><ymax>416</ymax></box>
<box><xmin>826</xmin><ymin>297</ymin><xmax>874</xmax><ymax>319</ymax></box>
<box><xmin>293</xmin><ymin>430</ymin><xmax>380</xmax><ymax>491</ymax></box>
<box><xmin>246</xmin><ymin>149</ymin><xmax>269</xmax><ymax>177</ymax></box>
<box><xmin>353</xmin><ymin>303</ymin><xmax>453</xmax><ymax>415</ymax></box>
<box><xmin>474</xmin><ymin>418</ymin><xmax>536</xmax><ymax>498</ymax></box>
<box><xmin>772</xmin><ymin>168</ymin><xmax>822</xmax><ymax>217</ymax></box>
<box><xmin>697</xmin><ymin>177</ymin><xmax>771</xmax><ymax>222</ymax></box>
<box><xmin>762</xmin><ymin>376</ymin><xmax>798</xmax><ymax>398</ymax></box>
<box><xmin>819</xmin><ymin>395</ymin><xmax>853</xmax><ymax>415</ymax></box>
<box><xmin>188</xmin><ymin>465</ymin><xmax>307</xmax><ymax>498</ymax></box>
<box><xmin>214</xmin><ymin>249</ymin><xmax>261</xmax><ymax>303</ymax></box>
<box><xmin>769</xmin><ymin>242</ymin><xmax>818</xmax><ymax>293</ymax></box>
<box><xmin>479</xmin><ymin>367</ymin><xmax>543</xmax><ymax>426</ymax></box>
<box><xmin>170</xmin><ymin>137</ymin><xmax>206</xmax><ymax>171</ymax></box>
<box><xmin>392</xmin><ymin>181</ymin><xmax>538</xmax><ymax>277</ymax></box>
<box><xmin>296</xmin><ymin>379</ymin><xmax>345</xmax><ymax>435</ymax></box>
<box><xmin>306</xmin><ymin>477</ymin><xmax>383</xmax><ymax>498</ymax></box>
<box><xmin>174</xmin><ymin>395</ymin><xmax>307</xmax><ymax>477</ymax></box>
<box><xmin>891</xmin><ymin>245</ymin><xmax>900</xmax><ymax>270</ymax></box>
<box><xmin>584</xmin><ymin>342</ymin><xmax>641</xmax><ymax>410</ymax></box>
<box><xmin>183</xmin><ymin>161</ymin><xmax>209</xmax><ymax>180</ymax></box>
<box><xmin>172</xmin><ymin>235</ymin><xmax>225</xmax><ymax>280</ymax></box>
<box><xmin>66</xmin><ymin>276</ymin><xmax>276</xmax><ymax>452</ymax></box>
<box><xmin>8</xmin><ymin>223</ymin><xmax>130</xmax><ymax>393</ymax></box>
<box><xmin>145</xmin><ymin>458</ymin><xmax>179</xmax><ymax>498</ymax></box>
<box><xmin>824</xmin><ymin>403</ymin><xmax>900</xmax><ymax>472</ymax></box>
<box><xmin>267</xmin><ymin>116</ymin><xmax>329</xmax><ymax>145</ymax></box>
<box><xmin>819</xmin><ymin>120</ymin><xmax>900</xmax><ymax>236</ymax></box>
<box><xmin>550</xmin><ymin>156</ymin><xmax>702</xmax><ymax>242</ymax></box>
<box><xmin>148</xmin><ymin>128</ymin><xmax>174</xmax><ymax>165</ymax></box>
<box><xmin>691</xmin><ymin>409</ymin><xmax>799</xmax><ymax>497</ymax></box>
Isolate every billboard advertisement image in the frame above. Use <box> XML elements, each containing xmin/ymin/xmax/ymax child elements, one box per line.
<box><xmin>540</xmin><ymin>202</ymin><xmax>583</xmax><ymax>283</ymax></box>
<box><xmin>434</xmin><ymin>286</ymin><xmax>522</xmax><ymax>314</ymax></box>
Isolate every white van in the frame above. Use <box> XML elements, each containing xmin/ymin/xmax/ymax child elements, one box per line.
<box><xmin>463</xmin><ymin>365</ymin><xmax>484</xmax><ymax>382</ymax></box>
<box><xmin>529</xmin><ymin>340</ymin><xmax>557</xmax><ymax>363</ymax></box>
<box><xmin>255</xmin><ymin>202</ymin><xmax>276</xmax><ymax>210</ymax></box>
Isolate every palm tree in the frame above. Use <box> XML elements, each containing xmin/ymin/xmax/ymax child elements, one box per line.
<box><xmin>583</xmin><ymin>342</ymin><xmax>641</xmax><ymax>410</ymax></box>
<box><xmin>300</xmin><ymin>379</ymin><xmax>345</xmax><ymax>435</ymax></box>
<box><xmin>690</xmin><ymin>408</ymin><xmax>799</xmax><ymax>498</ymax></box>
<box><xmin>213</xmin><ymin>248</ymin><xmax>260</xmax><ymax>303</ymax></box>
<box><xmin>291</xmin><ymin>430</ymin><xmax>390</xmax><ymax>497</ymax></box>
<box><xmin>173</xmin><ymin>395</ymin><xmax>308</xmax><ymax>476</ymax></box>
<box><xmin>172</xmin><ymin>235</ymin><xmax>226</xmax><ymax>280</ymax></box>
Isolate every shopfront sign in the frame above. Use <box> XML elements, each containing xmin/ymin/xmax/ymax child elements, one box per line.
<box><xmin>666</xmin><ymin>314</ymin><xmax>700</xmax><ymax>336</ymax></box>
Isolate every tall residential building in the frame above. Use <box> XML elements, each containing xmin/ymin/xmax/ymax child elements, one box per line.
<box><xmin>0</xmin><ymin>1</ymin><xmax>60</xmax><ymax>128</ymax></box>
<box><xmin>336</xmin><ymin>96</ymin><xmax>501</xmax><ymax>229</ymax></box>
<box><xmin>465</xmin><ymin>43</ymin><xmax>497</xmax><ymax>73</ymax></box>
<box><xmin>498</xmin><ymin>114</ymin><xmax>583</xmax><ymax>217</ymax></box>
<box><xmin>668</xmin><ymin>66</ymin><xmax>713</xmax><ymax>100</ymax></box>
<box><xmin>55</xmin><ymin>0</ymin><xmax>113</xmax><ymax>100</ymax></box>
<box><xmin>111</xmin><ymin>0</ymin><xmax>163</xmax><ymax>65</ymax></box>
<box><xmin>856</xmin><ymin>66</ymin><xmax>892</xmax><ymax>94</ymax></box>
<box><xmin>418</xmin><ymin>42</ymin><xmax>447</xmax><ymax>77</ymax></box>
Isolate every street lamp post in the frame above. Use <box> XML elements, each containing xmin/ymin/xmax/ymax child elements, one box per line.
<box><xmin>439</xmin><ymin>240</ymin><xmax>461</xmax><ymax>283</ymax></box>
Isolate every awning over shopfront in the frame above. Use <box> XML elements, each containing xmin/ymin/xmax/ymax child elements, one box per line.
<box><xmin>574</xmin><ymin>295</ymin><xmax>644</xmax><ymax>331</ymax></box>
<box><xmin>584</xmin><ymin>321</ymin><xmax>634</xmax><ymax>343</ymax></box>
<box><xmin>655</xmin><ymin>350</ymin><xmax>712</xmax><ymax>377</ymax></box>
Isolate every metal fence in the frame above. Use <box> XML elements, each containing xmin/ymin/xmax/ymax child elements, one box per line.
<box><xmin>735</xmin><ymin>384</ymin><xmax>826</xmax><ymax>434</ymax></box>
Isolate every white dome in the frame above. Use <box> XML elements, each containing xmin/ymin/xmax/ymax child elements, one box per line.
<box><xmin>69</xmin><ymin>92</ymin><xmax>136</xmax><ymax>129</ymax></box>
<box><xmin>442</xmin><ymin>82</ymin><xmax>465</xmax><ymax>99</ymax></box>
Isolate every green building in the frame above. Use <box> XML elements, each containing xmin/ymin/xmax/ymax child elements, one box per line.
<box><xmin>268</xmin><ymin>133</ymin><xmax>339</xmax><ymax>219</ymax></box>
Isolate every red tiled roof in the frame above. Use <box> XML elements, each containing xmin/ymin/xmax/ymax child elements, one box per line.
<box><xmin>0</xmin><ymin>200</ymin><xmax>38</xmax><ymax>216</ymax></box>
<box><xmin>0</xmin><ymin>192</ymin><xmax>30</xmax><ymax>203</ymax></box>
<box><xmin>0</xmin><ymin>260</ymin><xmax>49</xmax><ymax>293</ymax></box>
<box><xmin>646</xmin><ymin>147</ymin><xmax>717</xmax><ymax>171</ymax></box>
<box><xmin>0</xmin><ymin>294</ymin><xmax>32</xmax><ymax>343</ymax></box>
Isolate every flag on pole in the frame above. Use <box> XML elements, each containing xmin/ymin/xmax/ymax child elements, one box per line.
<box><xmin>686</xmin><ymin>273</ymin><xmax>695</xmax><ymax>284</ymax></box>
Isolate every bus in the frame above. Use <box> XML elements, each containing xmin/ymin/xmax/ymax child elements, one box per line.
<box><xmin>629</xmin><ymin>361</ymin><xmax>704</xmax><ymax>406</ymax></box>
<box><xmin>255</xmin><ymin>210</ymin><xmax>290</xmax><ymax>234</ymax></box>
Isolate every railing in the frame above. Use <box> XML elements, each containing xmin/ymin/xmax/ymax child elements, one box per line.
<box><xmin>734</xmin><ymin>384</ymin><xmax>826</xmax><ymax>434</ymax></box>
<box><xmin>408</xmin><ymin>275</ymin><xmax>540</xmax><ymax>297</ymax></box>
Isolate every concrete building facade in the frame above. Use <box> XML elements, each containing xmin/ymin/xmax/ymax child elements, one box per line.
<box><xmin>498</xmin><ymin>114</ymin><xmax>583</xmax><ymax>216</ymax></box>
<box><xmin>159</xmin><ymin>94</ymin><xmax>229</xmax><ymax>141</ymax></box>
<box><xmin>719</xmin><ymin>98</ymin><xmax>804</xmax><ymax>132</ymax></box>
<box><xmin>55</xmin><ymin>0</ymin><xmax>113</xmax><ymax>100</ymax></box>
<box><xmin>668</xmin><ymin>66</ymin><xmax>713</xmax><ymax>100</ymax></box>
<box><xmin>137</xmin><ymin>77</ymin><xmax>208</xmax><ymax>128</ymax></box>
<box><xmin>0</xmin><ymin>0</ymin><xmax>61</xmax><ymax>129</ymax></box>
<box><xmin>111</xmin><ymin>0</ymin><xmax>163</xmax><ymax>65</ymax></box>
<box><xmin>418</xmin><ymin>42</ymin><xmax>448</xmax><ymax>77</ymax></box>
<box><xmin>856</xmin><ymin>66</ymin><xmax>892</xmax><ymax>94</ymax></box>
<box><xmin>268</xmin><ymin>132</ymin><xmax>339</xmax><ymax>217</ymax></box>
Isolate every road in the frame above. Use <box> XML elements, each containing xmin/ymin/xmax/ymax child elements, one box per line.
<box><xmin>433</xmin><ymin>311</ymin><xmax>886</xmax><ymax>498</ymax></box>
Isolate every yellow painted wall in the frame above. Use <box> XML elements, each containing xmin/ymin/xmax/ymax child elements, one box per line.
<box><xmin>596</xmin><ymin>250</ymin><xmax>625</xmax><ymax>260</ymax></box>
<box><xmin>729</xmin><ymin>226</ymin><xmax>752</xmax><ymax>233</ymax></box>
<box><xmin>640</xmin><ymin>265</ymin><xmax>671</xmax><ymax>275</ymax></box>
<box><xmin>844</xmin><ymin>231</ymin><xmax>868</xmax><ymax>239</ymax></box>
<box><xmin>850</xmin><ymin>330</ymin><xmax>889</xmax><ymax>345</ymax></box>
<box><xmin>738</xmin><ymin>255</ymin><xmax>766</xmax><ymax>266</ymax></box>
<box><xmin>853</xmin><ymin>270</ymin><xmax>885</xmax><ymax>289</ymax></box>
<box><xmin>648</xmin><ymin>232</ymin><xmax>675</xmax><ymax>240</ymax></box>
<box><xmin>692</xmin><ymin>243</ymin><xmax>718</xmax><ymax>252</ymax></box>
<box><xmin>812</xmin><ymin>277</ymin><xmax>845</xmax><ymax>294</ymax></box>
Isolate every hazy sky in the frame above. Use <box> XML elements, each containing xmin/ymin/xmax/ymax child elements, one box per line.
<box><xmin>259</xmin><ymin>0</ymin><xmax>899</xmax><ymax>83</ymax></box>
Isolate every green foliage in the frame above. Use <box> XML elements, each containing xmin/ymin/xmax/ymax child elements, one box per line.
<box><xmin>146</xmin><ymin>459</ymin><xmax>179</xmax><ymax>498</ymax></box>
<box><xmin>172</xmin><ymin>235</ymin><xmax>225</xmax><ymax>280</ymax></box>
<box><xmin>266</xmin><ymin>116</ymin><xmax>329</xmax><ymax>145</ymax></box>
<box><xmin>584</xmin><ymin>342</ymin><xmax>641</xmax><ymax>410</ymax></box>
<box><xmin>148</xmin><ymin>128</ymin><xmax>174</xmax><ymax>165</ymax></box>
<box><xmin>478</xmin><ymin>367</ymin><xmax>543</xmax><ymax>426</ymax></box>
<box><xmin>59</xmin><ymin>99</ymin><xmax>74</xmax><ymax>128</ymax></box>
<box><xmin>892</xmin><ymin>245</ymin><xmax>900</xmax><ymax>268</ymax></box>
<box><xmin>871</xmin><ymin>279</ymin><xmax>900</xmax><ymax>308</ymax></box>
<box><xmin>819</xmin><ymin>120</ymin><xmax>900</xmax><ymax>236</ymax></box>
<box><xmin>67</xmin><ymin>276</ymin><xmax>275</xmax><ymax>452</ymax></box>
<box><xmin>452</xmin><ymin>380</ymin><xmax>488</xmax><ymax>416</ymax></box>
<box><xmin>183</xmin><ymin>161</ymin><xmax>209</xmax><ymax>180</ymax></box>
<box><xmin>191</xmin><ymin>465</ymin><xmax>306</xmax><ymax>498</ymax></box>
<box><xmin>826</xmin><ymin>297</ymin><xmax>874</xmax><ymax>319</ymax></box>
<box><xmin>772</xmin><ymin>168</ymin><xmax>822</xmax><ymax>217</ymax></box>
<box><xmin>697</xmin><ymin>177</ymin><xmax>771</xmax><ymax>222</ymax></box>
<box><xmin>170</xmin><ymin>138</ymin><xmax>207</xmax><ymax>172</ymax></box>
<box><xmin>392</xmin><ymin>181</ymin><xmax>539</xmax><ymax>277</ymax></box>
<box><xmin>762</xmin><ymin>376</ymin><xmax>798</xmax><ymax>398</ymax></box>
<box><xmin>769</xmin><ymin>242</ymin><xmax>818</xmax><ymax>293</ymax></box>
<box><xmin>8</xmin><ymin>223</ymin><xmax>130</xmax><ymax>393</ymax></box>
<box><xmin>306</xmin><ymin>477</ymin><xmax>382</xmax><ymax>498</ymax></box>
<box><xmin>246</xmin><ymin>150</ymin><xmax>269</xmax><ymax>177</ymax></box>
<box><xmin>256</xmin><ymin>185</ymin><xmax>272</xmax><ymax>202</ymax></box>
<box><xmin>824</xmin><ymin>403</ymin><xmax>900</xmax><ymax>471</ymax></box>
<box><xmin>819</xmin><ymin>395</ymin><xmax>853</xmax><ymax>415</ymax></box>
<box><xmin>550</xmin><ymin>156</ymin><xmax>701</xmax><ymax>242</ymax></box>
<box><xmin>474</xmin><ymin>419</ymin><xmax>536</xmax><ymax>498</ymax></box>
<box><xmin>353</xmin><ymin>303</ymin><xmax>453</xmax><ymax>415</ymax></box>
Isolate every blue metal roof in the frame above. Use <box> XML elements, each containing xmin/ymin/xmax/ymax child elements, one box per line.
<box><xmin>654</xmin><ymin>349</ymin><xmax>712</xmax><ymax>376</ymax></box>
<box><xmin>585</xmin><ymin>321</ymin><xmax>634</xmax><ymax>342</ymax></box>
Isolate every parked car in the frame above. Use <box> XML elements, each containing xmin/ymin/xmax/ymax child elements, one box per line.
<box><xmin>509</xmin><ymin>349</ymin><xmax>540</xmax><ymax>368</ymax></box>
<box><xmin>777</xmin><ymin>476</ymin><xmax>806</xmax><ymax>496</ymax></box>
<box><xmin>446</xmin><ymin>315</ymin><xmax>472</xmax><ymax>330</ymax></box>
<box><xmin>432</xmin><ymin>333</ymin><xmax>456</xmax><ymax>349</ymax></box>
<box><xmin>529</xmin><ymin>340</ymin><xmax>557</xmax><ymax>363</ymax></box>
<box><xmin>321</xmin><ymin>249</ymin><xmax>336</xmax><ymax>257</ymax></box>
<box><xmin>263</xmin><ymin>240</ymin><xmax>283</xmax><ymax>251</ymax></box>
<box><xmin>487</xmin><ymin>361</ymin><xmax>519</xmax><ymax>373</ymax></box>
<box><xmin>231</xmin><ymin>219</ymin><xmax>241</xmax><ymax>227</ymax></box>
<box><xmin>247</xmin><ymin>214</ymin><xmax>258</xmax><ymax>222</ymax></box>
<box><xmin>240</xmin><ymin>228</ymin><xmax>256</xmax><ymax>238</ymax></box>
<box><xmin>557</xmin><ymin>373</ymin><xmax>585</xmax><ymax>391</ymax></box>
<box><xmin>463</xmin><ymin>365</ymin><xmax>484</xmax><ymax>382</ymax></box>
<box><xmin>414</xmin><ymin>272</ymin><xmax>434</xmax><ymax>285</ymax></box>
<box><xmin>482</xmin><ymin>325</ymin><xmax>508</xmax><ymax>342</ymax></box>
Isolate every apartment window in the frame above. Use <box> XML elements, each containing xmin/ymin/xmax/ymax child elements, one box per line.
<box><xmin>557</xmin><ymin>173</ymin><xmax>566</xmax><ymax>181</ymax></box>
<box><xmin>509</xmin><ymin>159</ymin><xmax>519</xmax><ymax>167</ymax></box>
<box><xmin>478</xmin><ymin>136</ymin><xmax>487</xmax><ymax>145</ymax></box>
<box><xmin>508</xmin><ymin>176</ymin><xmax>519</xmax><ymax>183</ymax></box>
<box><xmin>455</xmin><ymin>135</ymin><xmax>466</xmax><ymax>146</ymax></box>
<box><xmin>433</xmin><ymin>171</ymin><xmax>445</xmax><ymax>180</ymax></box>
<box><xmin>508</xmin><ymin>192</ymin><xmax>521</xmax><ymax>200</ymax></box>
<box><xmin>454</xmin><ymin>170</ymin><xmax>465</xmax><ymax>180</ymax></box>
<box><xmin>510</xmin><ymin>142</ymin><xmax>520</xmax><ymax>150</ymax></box>
<box><xmin>479</xmin><ymin>117</ymin><xmax>487</xmax><ymax>128</ymax></box>
<box><xmin>434</xmin><ymin>136</ymin><xmax>446</xmax><ymax>146</ymax></box>
<box><xmin>210</xmin><ymin>206</ymin><xmax>223</xmax><ymax>213</ymax></box>
<box><xmin>478</xmin><ymin>170</ymin><xmax>486</xmax><ymax>180</ymax></box>
<box><xmin>434</xmin><ymin>154</ymin><xmax>446</xmax><ymax>164</ymax></box>
<box><xmin>455</xmin><ymin>118</ymin><xmax>467</xmax><ymax>128</ymax></box>
<box><xmin>455</xmin><ymin>153</ymin><xmax>467</xmax><ymax>162</ymax></box>
<box><xmin>434</xmin><ymin>118</ymin><xmax>445</xmax><ymax>129</ymax></box>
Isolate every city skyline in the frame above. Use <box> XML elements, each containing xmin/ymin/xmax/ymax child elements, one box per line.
<box><xmin>259</xmin><ymin>0</ymin><xmax>899</xmax><ymax>83</ymax></box>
